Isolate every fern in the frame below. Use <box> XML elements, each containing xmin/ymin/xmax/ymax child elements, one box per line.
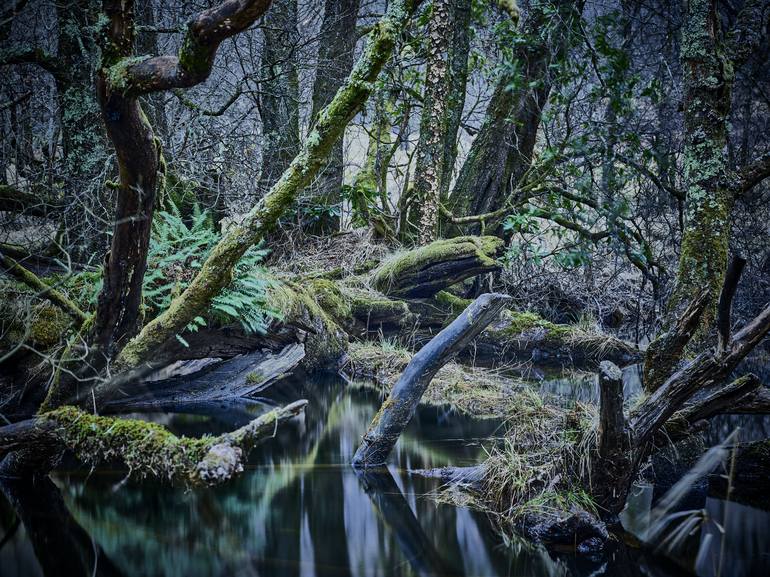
<box><xmin>144</xmin><ymin>205</ymin><xmax>277</xmax><ymax>336</ymax></box>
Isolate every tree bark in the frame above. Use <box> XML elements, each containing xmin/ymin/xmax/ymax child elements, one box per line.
<box><xmin>671</xmin><ymin>0</ymin><xmax>768</xmax><ymax>327</ymax></box>
<box><xmin>258</xmin><ymin>0</ymin><xmax>301</xmax><ymax>196</ymax></box>
<box><xmin>413</xmin><ymin>0</ymin><xmax>452</xmax><ymax>244</ymax></box>
<box><xmin>352</xmin><ymin>292</ymin><xmax>511</xmax><ymax>467</ymax></box>
<box><xmin>447</xmin><ymin>0</ymin><xmax>583</xmax><ymax>228</ymax></box>
<box><xmin>305</xmin><ymin>0</ymin><xmax>361</xmax><ymax>234</ymax></box>
<box><xmin>439</xmin><ymin>0</ymin><xmax>472</xmax><ymax>201</ymax></box>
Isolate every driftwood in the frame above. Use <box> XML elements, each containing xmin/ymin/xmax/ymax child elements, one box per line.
<box><xmin>370</xmin><ymin>236</ymin><xmax>504</xmax><ymax>298</ymax></box>
<box><xmin>352</xmin><ymin>292</ymin><xmax>511</xmax><ymax>467</ymax></box>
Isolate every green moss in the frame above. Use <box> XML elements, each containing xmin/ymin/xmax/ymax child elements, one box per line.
<box><xmin>0</xmin><ymin>287</ymin><xmax>73</xmax><ymax>351</ymax></box>
<box><xmin>434</xmin><ymin>291</ymin><xmax>472</xmax><ymax>315</ymax></box>
<box><xmin>347</xmin><ymin>341</ymin><xmax>544</xmax><ymax>418</ymax></box>
<box><xmin>29</xmin><ymin>304</ymin><xmax>72</xmax><ymax>348</ymax></box>
<box><xmin>45</xmin><ymin>406</ymin><xmax>213</xmax><ymax>483</ymax></box>
<box><xmin>371</xmin><ymin>236</ymin><xmax>504</xmax><ymax>296</ymax></box>
<box><xmin>179</xmin><ymin>32</ymin><xmax>212</xmax><ymax>78</ymax></box>
<box><xmin>307</xmin><ymin>279</ymin><xmax>353</xmax><ymax>324</ymax></box>
<box><xmin>265</xmin><ymin>276</ymin><xmax>349</xmax><ymax>369</ymax></box>
<box><xmin>104</xmin><ymin>55</ymin><xmax>151</xmax><ymax>92</ymax></box>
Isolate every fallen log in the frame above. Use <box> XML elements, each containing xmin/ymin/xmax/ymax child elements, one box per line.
<box><xmin>104</xmin><ymin>343</ymin><xmax>305</xmax><ymax>412</ymax></box>
<box><xmin>0</xmin><ymin>400</ymin><xmax>307</xmax><ymax>486</ymax></box>
<box><xmin>352</xmin><ymin>292</ymin><xmax>511</xmax><ymax>467</ymax></box>
<box><xmin>473</xmin><ymin>309</ymin><xmax>640</xmax><ymax>365</ymax></box>
<box><xmin>370</xmin><ymin>236</ymin><xmax>504</xmax><ymax>298</ymax></box>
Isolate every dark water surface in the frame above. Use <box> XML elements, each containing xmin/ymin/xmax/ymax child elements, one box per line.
<box><xmin>1</xmin><ymin>372</ymin><xmax>769</xmax><ymax>576</ymax></box>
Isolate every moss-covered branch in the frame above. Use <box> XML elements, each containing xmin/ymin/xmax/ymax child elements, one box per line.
<box><xmin>115</xmin><ymin>0</ymin><xmax>423</xmax><ymax>371</ymax></box>
<box><xmin>0</xmin><ymin>400</ymin><xmax>307</xmax><ymax>486</ymax></box>
<box><xmin>104</xmin><ymin>0</ymin><xmax>272</xmax><ymax>96</ymax></box>
<box><xmin>476</xmin><ymin>309</ymin><xmax>639</xmax><ymax>365</ymax></box>
<box><xmin>0</xmin><ymin>251</ymin><xmax>88</xmax><ymax>327</ymax></box>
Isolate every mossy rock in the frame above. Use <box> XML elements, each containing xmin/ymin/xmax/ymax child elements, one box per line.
<box><xmin>0</xmin><ymin>287</ymin><xmax>73</xmax><ymax>352</ymax></box>
<box><xmin>265</xmin><ymin>277</ymin><xmax>349</xmax><ymax>370</ymax></box>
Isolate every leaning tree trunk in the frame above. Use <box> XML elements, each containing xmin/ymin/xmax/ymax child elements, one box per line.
<box><xmin>353</xmin><ymin>292</ymin><xmax>511</xmax><ymax>466</ymax></box>
<box><xmin>447</xmin><ymin>0</ymin><xmax>583</xmax><ymax>229</ymax></box>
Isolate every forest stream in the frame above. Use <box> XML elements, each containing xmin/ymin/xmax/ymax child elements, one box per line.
<box><xmin>2</xmin><ymin>368</ymin><xmax>768</xmax><ymax>577</ymax></box>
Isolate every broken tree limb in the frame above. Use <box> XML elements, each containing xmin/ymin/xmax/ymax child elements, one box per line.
<box><xmin>643</xmin><ymin>288</ymin><xmax>710</xmax><ymax>392</ymax></box>
<box><xmin>0</xmin><ymin>250</ymin><xmax>89</xmax><ymax>328</ymax></box>
<box><xmin>662</xmin><ymin>374</ymin><xmax>762</xmax><ymax>440</ymax></box>
<box><xmin>370</xmin><ymin>236</ymin><xmax>504</xmax><ymax>298</ymax></box>
<box><xmin>632</xmin><ymin>302</ymin><xmax>770</xmax><ymax>446</ymax></box>
<box><xmin>0</xmin><ymin>400</ymin><xmax>307</xmax><ymax>485</ymax></box>
<box><xmin>352</xmin><ymin>292</ymin><xmax>511</xmax><ymax>467</ymax></box>
<box><xmin>716</xmin><ymin>254</ymin><xmax>747</xmax><ymax>353</ymax></box>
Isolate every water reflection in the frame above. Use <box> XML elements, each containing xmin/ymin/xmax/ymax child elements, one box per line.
<box><xmin>1</xmin><ymin>373</ymin><xmax>768</xmax><ymax>576</ymax></box>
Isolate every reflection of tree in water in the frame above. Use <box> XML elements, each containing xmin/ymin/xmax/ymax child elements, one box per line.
<box><xmin>1</xmin><ymin>377</ymin><xmax>697</xmax><ymax>577</ymax></box>
<box><xmin>0</xmin><ymin>477</ymin><xmax>124</xmax><ymax>577</ymax></box>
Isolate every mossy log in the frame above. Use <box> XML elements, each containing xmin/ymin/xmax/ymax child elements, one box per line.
<box><xmin>0</xmin><ymin>400</ymin><xmax>307</xmax><ymax>486</ymax></box>
<box><xmin>473</xmin><ymin>310</ymin><xmax>640</xmax><ymax>365</ymax></box>
<box><xmin>370</xmin><ymin>236</ymin><xmax>504</xmax><ymax>298</ymax></box>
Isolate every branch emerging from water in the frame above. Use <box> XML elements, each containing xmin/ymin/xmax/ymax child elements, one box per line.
<box><xmin>0</xmin><ymin>400</ymin><xmax>307</xmax><ymax>486</ymax></box>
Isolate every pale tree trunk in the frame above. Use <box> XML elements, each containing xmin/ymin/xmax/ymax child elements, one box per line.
<box><xmin>413</xmin><ymin>0</ymin><xmax>452</xmax><ymax>245</ymax></box>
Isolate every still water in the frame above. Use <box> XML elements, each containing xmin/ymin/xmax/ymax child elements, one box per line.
<box><xmin>1</xmin><ymin>371</ymin><xmax>769</xmax><ymax>576</ymax></box>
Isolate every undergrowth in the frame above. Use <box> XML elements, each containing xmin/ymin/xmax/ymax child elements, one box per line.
<box><xmin>143</xmin><ymin>204</ymin><xmax>280</xmax><ymax>339</ymax></box>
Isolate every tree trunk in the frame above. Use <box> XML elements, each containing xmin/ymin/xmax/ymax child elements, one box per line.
<box><xmin>258</xmin><ymin>0</ymin><xmax>301</xmax><ymax>195</ymax></box>
<box><xmin>370</xmin><ymin>235</ymin><xmax>504</xmax><ymax>297</ymax></box>
<box><xmin>439</xmin><ymin>0</ymin><xmax>472</xmax><ymax>201</ymax></box>
<box><xmin>447</xmin><ymin>0</ymin><xmax>583</xmax><ymax>228</ymax></box>
<box><xmin>671</xmin><ymin>0</ymin><xmax>767</xmax><ymax>328</ymax></box>
<box><xmin>413</xmin><ymin>0</ymin><xmax>452</xmax><ymax>244</ymax></box>
<box><xmin>305</xmin><ymin>0</ymin><xmax>361</xmax><ymax>234</ymax></box>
